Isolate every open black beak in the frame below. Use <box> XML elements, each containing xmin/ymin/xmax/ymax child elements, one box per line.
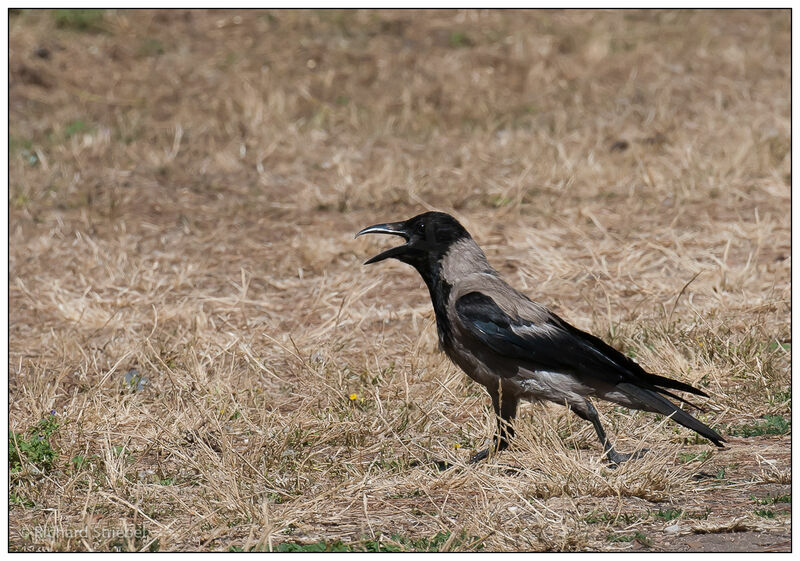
<box><xmin>355</xmin><ymin>221</ymin><xmax>410</xmax><ymax>264</ymax></box>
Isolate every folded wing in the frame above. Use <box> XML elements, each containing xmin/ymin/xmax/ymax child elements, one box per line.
<box><xmin>455</xmin><ymin>291</ymin><xmax>724</xmax><ymax>446</ymax></box>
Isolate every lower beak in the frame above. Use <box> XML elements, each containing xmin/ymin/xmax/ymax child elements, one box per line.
<box><xmin>355</xmin><ymin>221</ymin><xmax>410</xmax><ymax>264</ymax></box>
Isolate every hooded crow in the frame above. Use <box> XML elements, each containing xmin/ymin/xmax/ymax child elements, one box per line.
<box><xmin>356</xmin><ymin>211</ymin><xmax>724</xmax><ymax>464</ymax></box>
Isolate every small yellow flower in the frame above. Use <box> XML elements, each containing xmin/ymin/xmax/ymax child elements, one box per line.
<box><xmin>349</xmin><ymin>393</ymin><xmax>358</xmax><ymax>401</ymax></box>
<box><xmin>453</xmin><ymin>443</ymin><xmax>462</xmax><ymax>449</ymax></box>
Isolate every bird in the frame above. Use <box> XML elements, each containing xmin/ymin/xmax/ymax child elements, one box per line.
<box><xmin>356</xmin><ymin>211</ymin><xmax>724</xmax><ymax>465</ymax></box>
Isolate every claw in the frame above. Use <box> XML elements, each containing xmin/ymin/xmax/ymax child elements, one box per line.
<box><xmin>606</xmin><ymin>447</ymin><xmax>649</xmax><ymax>467</ymax></box>
<box><xmin>469</xmin><ymin>448</ymin><xmax>490</xmax><ymax>464</ymax></box>
<box><xmin>433</xmin><ymin>459</ymin><xmax>453</xmax><ymax>471</ymax></box>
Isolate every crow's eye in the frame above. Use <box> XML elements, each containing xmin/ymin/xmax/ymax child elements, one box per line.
<box><xmin>416</xmin><ymin>222</ymin><xmax>426</xmax><ymax>235</ymax></box>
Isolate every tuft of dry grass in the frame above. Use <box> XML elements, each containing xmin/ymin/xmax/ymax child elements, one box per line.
<box><xmin>10</xmin><ymin>9</ymin><xmax>789</xmax><ymax>552</ymax></box>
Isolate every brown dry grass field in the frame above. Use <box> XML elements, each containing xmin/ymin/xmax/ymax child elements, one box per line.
<box><xmin>9</xmin><ymin>9</ymin><xmax>790</xmax><ymax>552</ymax></box>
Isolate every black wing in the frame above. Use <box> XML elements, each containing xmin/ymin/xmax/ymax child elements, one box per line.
<box><xmin>454</xmin><ymin>291</ymin><xmax>708</xmax><ymax>401</ymax></box>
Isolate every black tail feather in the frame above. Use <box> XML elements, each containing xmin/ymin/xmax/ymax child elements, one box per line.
<box><xmin>654</xmin><ymin>387</ymin><xmax>707</xmax><ymax>412</ymax></box>
<box><xmin>641</xmin><ymin>372</ymin><xmax>709</xmax><ymax>398</ymax></box>
<box><xmin>618</xmin><ymin>383</ymin><xmax>725</xmax><ymax>447</ymax></box>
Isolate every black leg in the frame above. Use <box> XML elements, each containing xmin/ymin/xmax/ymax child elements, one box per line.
<box><xmin>573</xmin><ymin>399</ymin><xmax>648</xmax><ymax>465</ymax></box>
<box><xmin>470</xmin><ymin>384</ymin><xmax>519</xmax><ymax>464</ymax></box>
<box><xmin>495</xmin><ymin>388</ymin><xmax>518</xmax><ymax>451</ymax></box>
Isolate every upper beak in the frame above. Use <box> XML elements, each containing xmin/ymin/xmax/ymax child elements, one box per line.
<box><xmin>355</xmin><ymin>221</ymin><xmax>410</xmax><ymax>264</ymax></box>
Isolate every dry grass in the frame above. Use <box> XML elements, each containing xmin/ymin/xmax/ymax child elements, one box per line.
<box><xmin>9</xmin><ymin>9</ymin><xmax>790</xmax><ymax>552</ymax></box>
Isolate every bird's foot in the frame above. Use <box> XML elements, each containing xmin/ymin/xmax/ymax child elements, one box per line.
<box><xmin>606</xmin><ymin>448</ymin><xmax>649</xmax><ymax>467</ymax></box>
<box><xmin>468</xmin><ymin>447</ymin><xmax>490</xmax><ymax>464</ymax></box>
<box><xmin>433</xmin><ymin>459</ymin><xmax>453</xmax><ymax>471</ymax></box>
<box><xmin>408</xmin><ymin>459</ymin><xmax>454</xmax><ymax>471</ymax></box>
<box><xmin>469</xmin><ymin>435</ymin><xmax>512</xmax><ymax>464</ymax></box>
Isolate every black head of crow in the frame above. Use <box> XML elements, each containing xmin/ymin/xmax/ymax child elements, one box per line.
<box><xmin>357</xmin><ymin>211</ymin><xmax>470</xmax><ymax>273</ymax></box>
<box><xmin>357</xmin><ymin>211</ymin><xmax>724</xmax><ymax>465</ymax></box>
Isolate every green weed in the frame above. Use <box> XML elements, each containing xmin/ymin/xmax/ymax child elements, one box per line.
<box><xmin>768</xmin><ymin>390</ymin><xmax>791</xmax><ymax>407</ymax></box>
<box><xmin>687</xmin><ymin>509</ymin><xmax>711</xmax><ymax>520</ymax></box>
<box><xmin>583</xmin><ymin>511</ymin><xmax>613</xmax><ymax>524</ymax></box>
<box><xmin>608</xmin><ymin>531</ymin><xmax>650</xmax><ymax>546</ymax></box>
<box><xmin>385</xmin><ymin>530</ymin><xmax>477</xmax><ymax>552</ymax></box>
<box><xmin>231</xmin><ymin>531</ymin><xmax>482</xmax><ymax>553</ymax></box>
<box><xmin>9</xmin><ymin>416</ymin><xmax>60</xmax><ymax>473</ymax></box>
<box><xmin>52</xmin><ymin>9</ymin><xmax>106</xmax><ymax>32</ymax></box>
<box><xmin>10</xmin><ymin>136</ymin><xmax>39</xmax><ymax>168</ymax></box>
<box><xmin>750</xmin><ymin>494</ymin><xmax>790</xmax><ymax>505</ymax></box>
<box><xmin>9</xmin><ymin>492</ymin><xmax>35</xmax><ymax>508</ymax></box>
<box><xmin>64</xmin><ymin>120</ymin><xmax>90</xmax><ymax>139</ymax></box>
<box><xmin>276</xmin><ymin>540</ymin><xmax>350</xmax><ymax>552</ymax></box>
<box><xmin>448</xmin><ymin>31</ymin><xmax>473</xmax><ymax>48</ymax></box>
<box><xmin>9</xmin><ymin>136</ymin><xmax>33</xmax><ymax>154</ymax></box>
<box><xmin>138</xmin><ymin>38</ymin><xmax>165</xmax><ymax>57</ymax></box>
<box><xmin>728</xmin><ymin>415</ymin><xmax>790</xmax><ymax>437</ymax></box>
<box><xmin>677</xmin><ymin>450</ymin><xmax>711</xmax><ymax>463</ymax></box>
<box><xmin>654</xmin><ymin>508</ymin><xmax>682</xmax><ymax>521</ymax></box>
